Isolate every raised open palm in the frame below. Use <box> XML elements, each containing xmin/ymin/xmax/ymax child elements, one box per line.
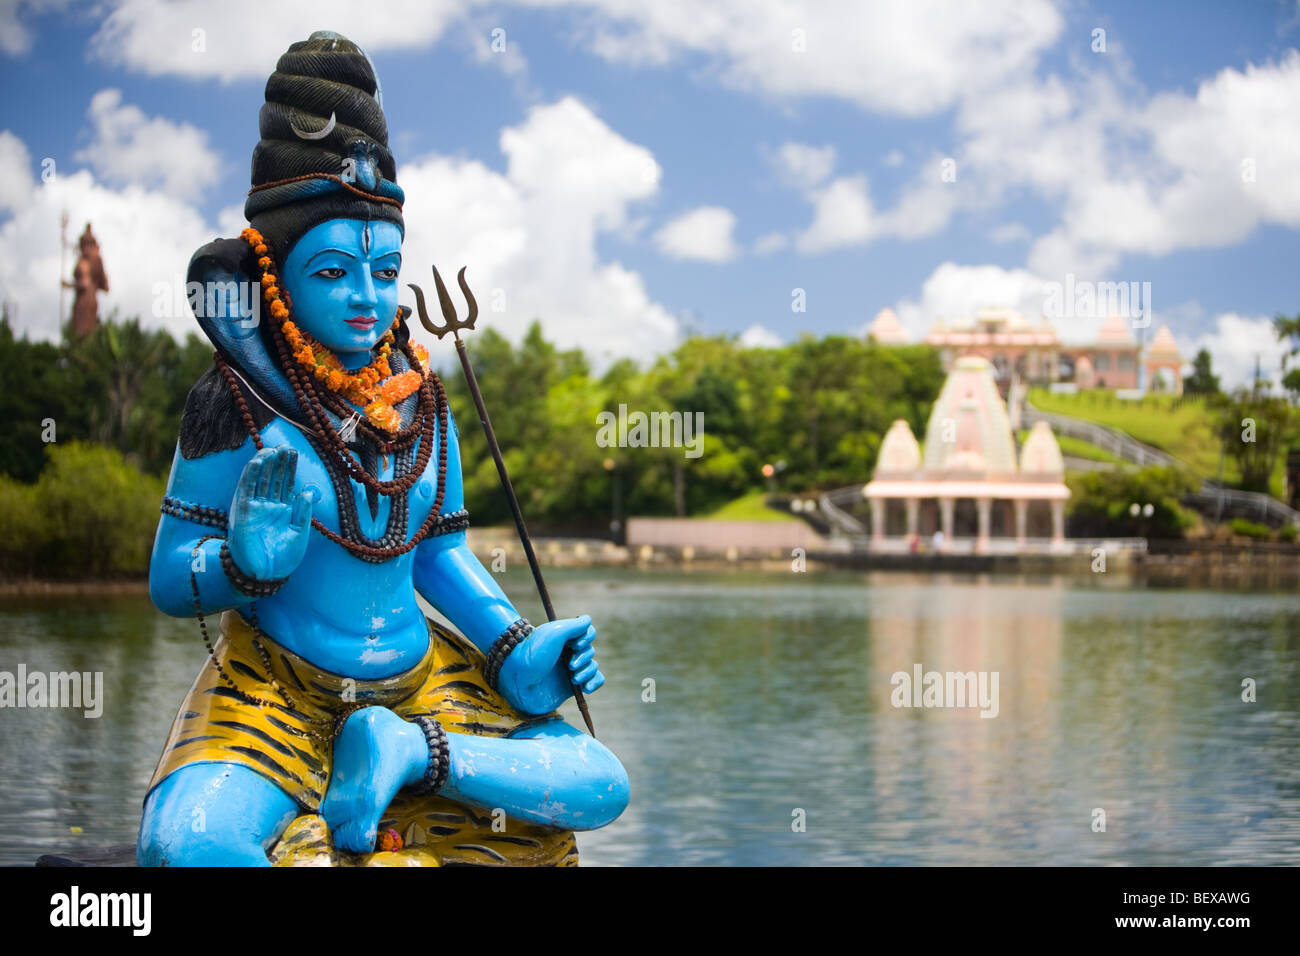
<box><xmin>227</xmin><ymin>446</ymin><xmax>313</xmax><ymax>581</ymax></box>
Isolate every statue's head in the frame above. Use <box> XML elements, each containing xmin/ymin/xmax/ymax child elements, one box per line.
<box><xmin>243</xmin><ymin>31</ymin><xmax>405</xmax><ymax>366</ymax></box>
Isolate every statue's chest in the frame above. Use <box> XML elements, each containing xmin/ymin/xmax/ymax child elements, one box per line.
<box><xmin>262</xmin><ymin>421</ymin><xmax>443</xmax><ymax>558</ymax></box>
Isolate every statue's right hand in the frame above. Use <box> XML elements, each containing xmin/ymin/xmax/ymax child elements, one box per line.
<box><xmin>227</xmin><ymin>446</ymin><xmax>313</xmax><ymax>581</ymax></box>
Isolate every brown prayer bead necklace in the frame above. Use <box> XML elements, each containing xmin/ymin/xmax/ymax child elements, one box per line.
<box><xmin>214</xmin><ymin>326</ymin><xmax>451</xmax><ymax>561</ymax></box>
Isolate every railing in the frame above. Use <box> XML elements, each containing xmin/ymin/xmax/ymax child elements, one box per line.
<box><xmin>1185</xmin><ymin>487</ymin><xmax>1300</xmax><ymax>527</ymax></box>
<box><xmin>1021</xmin><ymin>403</ymin><xmax>1184</xmax><ymax>469</ymax></box>
<box><xmin>1023</xmin><ymin>398</ymin><xmax>1300</xmax><ymax>529</ymax></box>
<box><xmin>1061</xmin><ymin>455</ymin><xmax>1134</xmax><ymax>472</ymax></box>
<box><xmin>819</xmin><ymin>486</ymin><xmax>869</xmax><ymax>535</ymax></box>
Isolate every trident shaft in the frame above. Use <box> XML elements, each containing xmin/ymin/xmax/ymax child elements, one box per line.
<box><xmin>409</xmin><ymin>266</ymin><xmax>596</xmax><ymax>738</ymax></box>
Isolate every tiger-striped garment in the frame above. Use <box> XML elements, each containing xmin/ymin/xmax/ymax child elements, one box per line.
<box><xmin>146</xmin><ymin>609</ymin><xmax>579</xmax><ymax>866</ymax></box>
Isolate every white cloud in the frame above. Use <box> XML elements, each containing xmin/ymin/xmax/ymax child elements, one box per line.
<box><xmin>0</xmin><ymin>96</ymin><xmax>680</xmax><ymax>372</ymax></box>
<box><xmin>1026</xmin><ymin>228</ymin><xmax>1120</xmax><ymax>280</ymax></box>
<box><xmin>738</xmin><ymin>323</ymin><xmax>782</xmax><ymax>349</ymax></box>
<box><xmin>653</xmin><ymin>206</ymin><xmax>739</xmax><ymax>263</ymax></box>
<box><xmin>960</xmin><ymin>52</ymin><xmax>1300</xmax><ymax>277</ymax></box>
<box><xmin>752</xmin><ymin>231</ymin><xmax>787</xmax><ymax>255</ymax></box>
<box><xmin>770</xmin><ymin>141</ymin><xmax>836</xmax><ymax>190</ymax></box>
<box><xmin>54</xmin><ymin>0</ymin><xmax>1300</xmax><ymax>281</ymax></box>
<box><xmin>0</xmin><ymin>0</ymin><xmax>70</xmax><ymax>55</ymax></box>
<box><xmin>86</xmin><ymin>0</ymin><xmax>468</xmax><ymax>82</ymax></box>
<box><xmin>75</xmin><ymin>0</ymin><xmax>1065</xmax><ymax>119</ymax></box>
<box><xmin>1189</xmin><ymin>313</ymin><xmax>1289</xmax><ymax>391</ymax></box>
<box><xmin>874</xmin><ymin>165</ymin><xmax>960</xmax><ymax>240</ymax></box>
<box><xmin>0</xmin><ymin>1</ymin><xmax>35</xmax><ymax>55</ymax></box>
<box><xmin>780</xmin><ymin>147</ymin><xmax>959</xmax><ymax>253</ymax></box>
<box><xmin>463</xmin><ymin>18</ymin><xmax>529</xmax><ymax>77</ymax></box>
<box><xmin>560</xmin><ymin>0</ymin><xmax>1064</xmax><ymax>117</ymax></box>
<box><xmin>886</xmin><ymin>262</ymin><xmax>1055</xmax><ymax>340</ymax></box>
<box><xmin>396</xmin><ymin>97</ymin><xmax>678</xmax><ymax>367</ymax></box>
<box><xmin>74</xmin><ymin>89</ymin><xmax>221</xmax><ymax>198</ymax></box>
<box><xmin>881</xmin><ymin>149</ymin><xmax>905</xmax><ymax>168</ymax></box>
<box><xmin>795</xmin><ymin>175</ymin><xmax>873</xmax><ymax>254</ymax></box>
<box><xmin>0</xmin><ymin>130</ymin><xmax>36</xmax><ymax>215</ymax></box>
<box><xmin>990</xmin><ymin>222</ymin><xmax>1031</xmax><ymax>243</ymax></box>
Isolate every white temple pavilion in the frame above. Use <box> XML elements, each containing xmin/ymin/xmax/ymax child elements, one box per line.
<box><xmin>863</xmin><ymin>355</ymin><xmax>1071</xmax><ymax>553</ymax></box>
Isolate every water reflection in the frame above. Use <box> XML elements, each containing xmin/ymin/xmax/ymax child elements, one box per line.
<box><xmin>1</xmin><ymin>569</ymin><xmax>1297</xmax><ymax>866</ymax></box>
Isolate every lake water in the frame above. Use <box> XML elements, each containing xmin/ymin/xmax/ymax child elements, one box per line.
<box><xmin>1</xmin><ymin>567</ymin><xmax>1298</xmax><ymax>866</ymax></box>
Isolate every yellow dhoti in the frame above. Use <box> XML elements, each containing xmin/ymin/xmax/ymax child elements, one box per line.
<box><xmin>147</xmin><ymin>610</ymin><xmax>578</xmax><ymax>866</ymax></box>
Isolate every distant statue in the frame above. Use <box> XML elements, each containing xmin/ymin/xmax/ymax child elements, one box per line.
<box><xmin>65</xmin><ymin>224</ymin><xmax>108</xmax><ymax>338</ymax></box>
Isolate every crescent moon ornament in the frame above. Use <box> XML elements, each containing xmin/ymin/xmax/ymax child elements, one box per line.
<box><xmin>290</xmin><ymin>111</ymin><xmax>336</xmax><ymax>141</ymax></box>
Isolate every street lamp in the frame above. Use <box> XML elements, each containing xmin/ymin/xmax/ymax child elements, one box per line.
<box><xmin>604</xmin><ymin>457</ymin><xmax>622</xmax><ymax>543</ymax></box>
<box><xmin>1129</xmin><ymin>501</ymin><xmax>1154</xmax><ymax>538</ymax></box>
<box><xmin>761</xmin><ymin>460</ymin><xmax>787</xmax><ymax>494</ymax></box>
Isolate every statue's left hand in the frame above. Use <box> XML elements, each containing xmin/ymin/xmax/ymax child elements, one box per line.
<box><xmin>321</xmin><ymin>707</ymin><xmax>427</xmax><ymax>853</ymax></box>
<box><xmin>498</xmin><ymin>615</ymin><xmax>605</xmax><ymax>715</ymax></box>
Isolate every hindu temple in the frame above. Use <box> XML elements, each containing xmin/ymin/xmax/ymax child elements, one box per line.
<box><xmin>863</xmin><ymin>355</ymin><xmax>1071</xmax><ymax>552</ymax></box>
<box><xmin>869</xmin><ymin>306</ymin><xmax>1183</xmax><ymax>395</ymax></box>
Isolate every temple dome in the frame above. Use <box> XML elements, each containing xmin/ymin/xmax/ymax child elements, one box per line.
<box><xmin>869</xmin><ymin>307</ymin><xmax>909</xmax><ymax>344</ymax></box>
<box><xmin>1096</xmin><ymin>314</ymin><xmax>1134</xmax><ymax>345</ymax></box>
<box><xmin>874</xmin><ymin>419</ymin><xmax>922</xmax><ymax>476</ymax></box>
<box><xmin>1019</xmin><ymin>420</ymin><xmax>1064</xmax><ymax>475</ymax></box>
<box><xmin>1147</xmin><ymin>324</ymin><xmax>1181</xmax><ymax>360</ymax></box>
<box><xmin>922</xmin><ymin>356</ymin><xmax>1017</xmax><ymax>475</ymax></box>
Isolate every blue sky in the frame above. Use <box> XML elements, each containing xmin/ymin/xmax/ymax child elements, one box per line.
<box><xmin>2</xmin><ymin>0</ymin><xmax>1299</xmax><ymax>386</ymax></box>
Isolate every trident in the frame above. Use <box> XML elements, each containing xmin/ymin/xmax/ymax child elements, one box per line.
<box><xmin>409</xmin><ymin>266</ymin><xmax>596</xmax><ymax>737</ymax></box>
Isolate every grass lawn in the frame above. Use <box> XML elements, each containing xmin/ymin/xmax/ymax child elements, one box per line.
<box><xmin>706</xmin><ymin>490</ymin><xmax>797</xmax><ymax>522</ymax></box>
<box><xmin>1026</xmin><ymin>388</ymin><xmax>1287</xmax><ymax>498</ymax></box>
<box><xmin>1018</xmin><ymin>429</ymin><xmax>1124</xmax><ymax>464</ymax></box>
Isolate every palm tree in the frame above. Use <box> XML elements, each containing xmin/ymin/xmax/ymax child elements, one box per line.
<box><xmin>1277</xmin><ymin>313</ymin><xmax>1300</xmax><ymax>402</ymax></box>
<box><xmin>65</xmin><ymin>313</ymin><xmax>175</xmax><ymax>469</ymax></box>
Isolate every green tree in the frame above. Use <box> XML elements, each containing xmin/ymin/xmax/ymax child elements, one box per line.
<box><xmin>63</xmin><ymin>313</ymin><xmax>184</xmax><ymax>474</ymax></box>
<box><xmin>1066</xmin><ymin>465</ymin><xmax>1198</xmax><ymax>538</ymax></box>
<box><xmin>1184</xmin><ymin>348</ymin><xmax>1221</xmax><ymax>396</ymax></box>
<box><xmin>1276</xmin><ymin>313</ymin><xmax>1300</xmax><ymax>403</ymax></box>
<box><xmin>4</xmin><ymin>442</ymin><xmax>166</xmax><ymax>577</ymax></box>
<box><xmin>1209</xmin><ymin>381</ymin><xmax>1295</xmax><ymax>493</ymax></box>
<box><xmin>0</xmin><ymin>314</ymin><xmax>66</xmax><ymax>482</ymax></box>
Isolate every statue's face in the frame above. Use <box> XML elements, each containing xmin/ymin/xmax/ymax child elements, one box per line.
<box><xmin>280</xmin><ymin>218</ymin><xmax>402</xmax><ymax>367</ymax></box>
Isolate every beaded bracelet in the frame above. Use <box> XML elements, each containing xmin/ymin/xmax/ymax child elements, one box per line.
<box><xmin>219</xmin><ymin>540</ymin><xmax>288</xmax><ymax>598</ymax></box>
<box><xmin>161</xmin><ymin>495</ymin><xmax>229</xmax><ymax>531</ymax></box>
<box><xmin>484</xmin><ymin>618</ymin><xmax>534</xmax><ymax>691</ymax></box>
<box><xmin>408</xmin><ymin>715</ymin><xmax>450</xmax><ymax>796</ymax></box>
<box><xmin>430</xmin><ymin>508</ymin><xmax>470</xmax><ymax>536</ymax></box>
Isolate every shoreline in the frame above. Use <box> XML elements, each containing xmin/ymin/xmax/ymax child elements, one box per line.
<box><xmin>3</xmin><ymin>536</ymin><xmax>1298</xmax><ymax>595</ymax></box>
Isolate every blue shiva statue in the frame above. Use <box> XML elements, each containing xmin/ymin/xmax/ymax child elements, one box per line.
<box><xmin>138</xmin><ymin>31</ymin><xmax>628</xmax><ymax>867</ymax></box>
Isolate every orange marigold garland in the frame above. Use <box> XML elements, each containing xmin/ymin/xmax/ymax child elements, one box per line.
<box><xmin>240</xmin><ymin>227</ymin><xmax>428</xmax><ymax>433</ymax></box>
